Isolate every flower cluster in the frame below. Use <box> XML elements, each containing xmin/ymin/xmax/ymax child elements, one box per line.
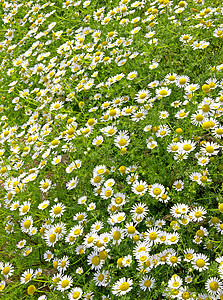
<box><xmin>0</xmin><ymin>0</ymin><xmax>223</xmax><ymax>299</ymax></box>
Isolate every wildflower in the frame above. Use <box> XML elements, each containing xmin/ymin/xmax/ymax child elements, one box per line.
<box><xmin>131</xmin><ymin>180</ymin><xmax>148</xmax><ymax>196</ymax></box>
<box><xmin>40</xmin><ymin>179</ymin><xmax>52</xmax><ymax>193</ymax></box>
<box><xmin>50</xmin><ymin>203</ymin><xmax>66</xmax><ymax>218</ymax></box>
<box><xmin>68</xmin><ymin>287</ymin><xmax>83</xmax><ymax>300</ymax></box>
<box><xmin>201</xmin><ymin>141</ymin><xmax>219</xmax><ymax>156</ymax></box>
<box><xmin>112</xmin><ymin>277</ymin><xmax>133</xmax><ymax>296</ymax></box>
<box><xmin>192</xmin><ymin>254</ymin><xmax>210</xmax><ymax>272</ymax></box>
<box><xmin>1</xmin><ymin>263</ymin><xmax>14</xmax><ymax>279</ymax></box>
<box><xmin>139</xmin><ymin>276</ymin><xmax>156</xmax><ymax>291</ymax></box>
<box><xmin>87</xmin><ymin>251</ymin><xmax>104</xmax><ymax>270</ymax></box>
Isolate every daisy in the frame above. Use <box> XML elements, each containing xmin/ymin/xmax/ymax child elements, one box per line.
<box><xmin>19</xmin><ymin>201</ymin><xmax>31</xmax><ymax>216</ymax></box>
<box><xmin>20</xmin><ymin>269</ymin><xmax>34</xmax><ymax>284</ymax></box>
<box><xmin>58</xmin><ymin>256</ymin><xmax>70</xmax><ymax>273</ymax></box>
<box><xmin>168</xmin><ymin>275</ymin><xmax>183</xmax><ymax>290</ymax></box>
<box><xmin>176</xmin><ymin>75</ymin><xmax>190</xmax><ymax>87</ymax></box>
<box><xmin>122</xmin><ymin>255</ymin><xmax>133</xmax><ymax>267</ymax></box>
<box><xmin>38</xmin><ymin>200</ymin><xmax>50</xmax><ymax>210</ymax></box>
<box><xmin>52</xmin><ymin>155</ymin><xmax>62</xmax><ymax>165</ymax></box>
<box><xmin>44</xmin><ymin>229</ymin><xmax>59</xmax><ymax>247</ymax></box>
<box><xmin>44</xmin><ymin>250</ymin><xmax>54</xmax><ymax>262</ymax></box>
<box><xmin>76</xmin><ymin>267</ymin><xmax>84</xmax><ymax>275</ymax></box>
<box><xmin>127</xmin><ymin>71</ymin><xmax>138</xmax><ymax>80</ymax></box>
<box><xmin>0</xmin><ymin>281</ymin><xmax>5</xmax><ymax>292</ymax></box>
<box><xmin>92</xmin><ymin>135</ymin><xmax>104</xmax><ymax>146</ymax></box>
<box><xmin>190</xmin><ymin>206</ymin><xmax>207</xmax><ymax>222</ymax></box>
<box><xmin>132</xmin><ymin>109</ymin><xmax>148</xmax><ymax>122</ymax></box>
<box><xmin>146</xmin><ymin>227</ymin><xmax>161</xmax><ymax>245</ymax></box>
<box><xmin>110</xmin><ymin>227</ymin><xmax>125</xmax><ymax>245</ymax></box>
<box><xmin>114</xmin><ymin>131</ymin><xmax>130</xmax><ymax>149</ymax></box>
<box><xmin>91</xmin><ymin>221</ymin><xmax>104</xmax><ymax>233</ymax></box>
<box><xmin>201</xmin><ymin>141</ymin><xmax>219</xmax><ymax>156</ymax></box>
<box><xmin>159</xmin><ymin>111</ymin><xmax>169</xmax><ymax>119</ymax></box>
<box><xmin>50</xmin><ymin>101</ymin><xmax>64</xmax><ymax>111</ymax></box>
<box><xmin>66</xmin><ymin>177</ymin><xmax>79</xmax><ymax>190</ymax></box>
<box><xmin>180</xmin><ymin>140</ymin><xmax>196</xmax><ymax>154</ymax></box>
<box><xmin>149</xmin><ymin>183</ymin><xmax>165</xmax><ymax>199</ymax></box>
<box><xmin>100</xmin><ymin>186</ymin><xmax>113</xmax><ymax>199</ymax></box>
<box><xmin>191</xmin><ymin>111</ymin><xmax>205</xmax><ymax>126</ymax></box>
<box><xmin>172</xmin><ymin>180</ymin><xmax>184</xmax><ymax>191</ymax></box>
<box><xmin>156</xmin><ymin>125</ymin><xmax>171</xmax><ymax>138</ymax></box>
<box><xmin>68</xmin><ymin>287</ymin><xmax>83</xmax><ymax>300</ymax></box>
<box><xmin>166</xmin><ymin>254</ymin><xmax>181</xmax><ymax>267</ymax></box>
<box><xmin>73</xmin><ymin>212</ymin><xmax>88</xmax><ymax>223</ymax></box>
<box><xmin>192</xmin><ymin>254</ymin><xmax>210</xmax><ymax>272</ymax></box>
<box><xmin>1</xmin><ymin>263</ymin><xmax>14</xmax><ymax>279</ymax></box>
<box><xmin>87</xmin><ymin>251</ymin><xmax>104</xmax><ymax>270</ymax></box>
<box><xmin>50</xmin><ymin>203</ymin><xmax>66</xmax><ymax>218</ymax></box>
<box><xmin>16</xmin><ymin>239</ymin><xmax>26</xmax><ymax>249</ymax></box>
<box><xmin>125</xmin><ymin>222</ymin><xmax>138</xmax><ymax>238</ymax></box>
<box><xmin>155</xmin><ymin>87</ymin><xmax>171</xmax><ymax>99</ymax></box>
<box><xmin>112</xmin><ymin>277</ymin><xmax>133</xmax><ymax>296</ymax></box>
<box><xmin>131</xmin><ymin>180</ymin><xmax>148</xmax><ymax>196</ymax></box>
<box><xmin>197</xmin><ymin>156</ymin><xmax>210</xmax><ymax>166</ymax></box>
<box><xmin>175</xmin><ymin>110</ymin><xmax>189</xmax><ymax>119</ymax></box>
<box><xmin>134</xmin><ymin>89</ymin><xmax>151</xmax><ymax>103</ymax></box>
<box><xmin>21</xmin><ymin>216</ymin><xmax>33</xmax><ymax>233</ymax></box>
<box><xmin>212</xmin><ymin>127</ymin><xmax>223</xmax><ymax>139</ymax></box>
<box><xmin>111</xmin><ymin>193</ymin><xmax>126</xmax><ymax>207</ymax></box>
<box><xmin>205</xmin><ymin>277</ymin><xmax>223</xmax><ymax>296</ymax></box>
<box><xmin>101</xmin><ymin>125</ymin><xmax>117</xmax><ymax>137</ymax></box>
<box><xmin>39</xmin><ymin>179</ymin><xmax>52</xmax><ymax>193</ymax></box>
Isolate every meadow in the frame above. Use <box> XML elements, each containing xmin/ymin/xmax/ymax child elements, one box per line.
<box><xmin>0</xmin><ymin>0</ymin><xmax>223</xmax><ymax>299</ymax></box>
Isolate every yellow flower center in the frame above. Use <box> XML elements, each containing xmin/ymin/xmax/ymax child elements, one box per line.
<box><xmin>22</xmin><ymin>205</ymin><xmax>29</xmax><ymax>213</ymax></box>
<box><xmin>170</xmin><ymin>256</ymin><xmax>177</xmax><ymax>263</ymax></box>
<box><xmin>179</xmin><ymin>78</ymin><xmax>186</xmax><ymax>85</ymax></box>
<box><xmin>92</xmin><ymin>256</ymin><xmax>100</xmax><ymax>266</ymax></box>
<box><xmin>2</xmin><ymin>267</ymin><xmax>10</xmax><ymax>275</ymax></box>
<box><xmin>120</xmin><ymin>282</ymin><xmax>129</xmax><ymax>291</ymax></box>
<box><xmin>119</xmin><ymin>139</ymin><xmax>127</xmax><ymax>146</ymax></box>
<box><xmin>159</xmin><ymin>90</ymin><xmax>168</xmax><ymax>96</ymax></box>
<box><xmin>27</xmin><ymin>285</ymin><xmax>35</xmax><ymax>295</ymax></box>
<box><xmin>182</xmin><ymin>292</ymin><xmax>190</xmax><ymax>299</ymax></box>
<box><xmin>127</xmin><ymin>226</ymin><xmax>136</xmax><ymax>234</ymax></box>
<box><xmin>61</xmin><ymin>280</ymin><xmax>69</xmax><ymax>288</ymax></box>
<box><xmin>206</xmin><ymin>146</ymin><xmax>214</xmax><ymax>153</ymax></box>
<box><xmin>25</xmin><ymin>273</ymin><xmax>32</xmax><ymax>282</ymax></box>
<box><xmin>149</xmin><ymin>232</ymin><xmax>157</xmax><ymax>240</ymax></box>
<box><xmin>113</xmin><ymin>231</ymin><xmax>121</xmax><ymax>240</ymax></box>
<box><xmin>171</xmin><ymin>145</ymin><xmax>178</xmax><ymax>151</ymax></box>
<box><xmin>136</xmin><ymin>185</ymin><xmax>145</xmax><ymax>192</ymax></box>
<box><xmin>136</xmin><ymin>207</ymin><xmax>143</xmax><ymax>214</ymax></box>
<box><xmin>209</xmin><ymin>281</ymin><xmax>219</xmax><ymax>291</ymax></box>
<box><xmin>144</xmin><ymin>280</ymin><xmax>151</xmax><ymax>287</ymax></box>
<box><xmin>186</xmin><ymin>253</ymin><xmax>193</xmax><ymax>260</ymax></box>
<box><xmin>24</xmin><ymin>220</ymin><xmax>31</xmax><ymax>229</ymax></box>
<box><xmin>153</xmin><ymin>188</ymin><xmax>161</xmax><ymax>195</ymax></box>
<box><xmin>196</xmin><ymin>259</ymin><xmax>205</xmax><ymax>267</ymax></box>
<box><xmin>98</xmin><ymin>274</ymin><xmax>104</xmax><ymax>281</ymax></box>
<box><xmin>49</xmin><ymin>234</ymin><xmax>56</xmax><ymax>243</ymax></box>
<box><xmin>72</xmin><ymin>291</ymin><xmax>80</xmax><ymax>299</ymax></box>
<box><xmin>105</xmin><ymin>190</ymin><xmax>112</xmax><ymax>197</ymax></box>
<box><xmin>183</xmin><ymin>144</ymin><xmax>192</xmax><ymax>151</ymax></box>
<box><xmin>196</xmin><ymin>114</ymin><xmax>204</xmax><ymax>121</ymax></box>
<box><xmin>42</xmin><ymin>182</ymin><xmax>49</xmax><ymax>189</ymax></box>
<box><xmin>109</xmin><ymin>109</ymin><xmax>117</xmax><ymax>116</ymax></box>
<box><xmin>53</xmin><ymin>207</ymin><xmax>62</xmax><ymax>215</ymax></box>
<box><xmin>87</xmin><ymin>237</ymin><xmax>94</xmax><ymax>244</ymax></box>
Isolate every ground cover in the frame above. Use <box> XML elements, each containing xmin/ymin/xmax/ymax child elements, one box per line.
<box><xmin>0</xmin><ymin>0</ymin><xmax>223</xmax><ymax>299</ymax></box>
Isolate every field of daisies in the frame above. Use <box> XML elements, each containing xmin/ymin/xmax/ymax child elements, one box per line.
<box><xmin>1</xmin><ymin>0</ymin><xmax>223</xmax><ymax>299</ymax></box>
